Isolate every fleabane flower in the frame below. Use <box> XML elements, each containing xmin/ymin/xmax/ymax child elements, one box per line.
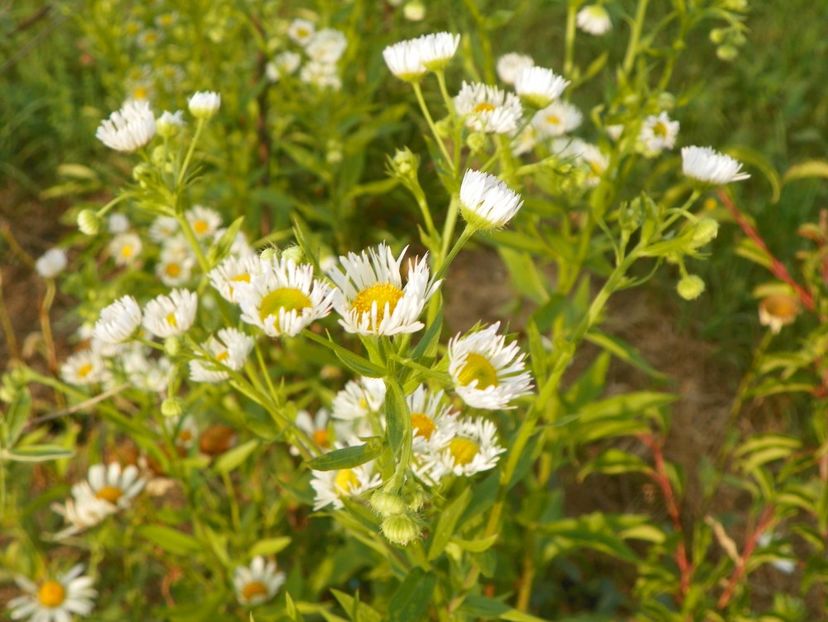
<box><xmin>156</xmin><ymin>242</ymin><xmax>195</xmax><ymax>287</ymax></box>
<box><xmin>35</xmin><ymin>248</ymin><xmax>67</xmax><ymax>279</ymax></box>
<box><xmin>306</xmin><ymin>28</ymin><xmax>347</xmax><ymax>63</ymax></box>
<box><xmin>454</xmin><ymin>82</ymin><xmax>523</xmax><ymax>134</ymax></box>
<box><xmin>186</xmin><ymin>205</ymin><xmax>222</xmax><ymax>240</ymax></box>
<box><xmin>681</xmin><ymin>146</ymin><xmax>750</xmax><ymax>185</ymax></box>
<box><xmin>266</xmin><ymin>51</ymin><xmax>301</xmax><ymax>82</ymax></box>
<box><xmin>311</xmin><ymin>456</ymin><xmax>381</xmax><ymax>510</ymax></box>
<box><xmin>327</xmin><ymin>243</ymin><xmax>440</xmax><ymax>335</ymax></box>
<box><xmin>296</xmin><ymin>408</ymin><xmax>334</xmax><ymax>451</ymax></box>
<box><xmin>121</xmin><ymin>346</ymin><xmax>173</xmax><ymax>392</ymax></box>
<box><xmin>287</xmin><ymin>18</ymin><xmax>315</xmax><ymax>45</ymax></box>
<box><xmin>532</xmin><ymin>100</ymin><xmax>583</xmax><ymax>137</ymax></box>
<box><xmin>156</xmin><ymin>109</ymin><xmax>185</xmax><ymax>137</ymax></box>
<box><xmin>639</xmin><ymin>112</ymin><xmax>679</xmax><ymax>154</ymax></box>
<box><xmin>142</xmin><ymin>289</ymin><xmax>198</xmax><ymax>338</ymax></box>
<box><xmin>188</xmin><ymin>91</ymin><xmax>221</xmax><ymax>119</ymax></box>
<box><xmin>94</xmin><ymin>295</ymin><xmax>142</xmax><ymax>344</ymax></box>
<box><xmin>448</xmin><ymin>322</ymin><xmax>533</xmax><ymax>410</ymax></box>
<box><xmin>459</xmin><ymin>169</ymin><xmax>524</xmax><ymax>230</ymax></box>
<box><xmin>407</xmin><ymin>386</ymin><xmax>457</xmax><ymax>480</ymax></box>
<box><xmin>7</xmin><ymin>564</ymin><xmax>96</xmax><ymax>622</ymax></box>
<box><xmin>382</xmin><ymin>32</ymin><xmax>460</xmax><ymax>80</ymax></box>
<box><xmin>577</xmin><ymin>4</ymin><xmax>612</xmax><ymax>36</ymax></box>
<box><xmin>149</xmin><ymin>216</ymin><xmax>179</xmax><ymax>242</ymax></box>
<box><xmin>514</xmin><ymin>66</ymin><xmax>570</xmax><ymax>108</ymax></box>
<box><xmin>108</xmin><ymin>232</ymin><xmax>142</xmax><ymax>266</ymax></box>
<box><xmin>51</xmin><ymin>486</ymin><xmax>117</xmax><ymax>538</ymax></box>
<box><xmin>209</xmin><ymin>254</ymin><xmax>263</xmax><ymax>303</ymax></box>
<box><xmin>496</xmin><ymin>52</ymin><xmax>534</xmax><ymax>85</ymax></box>
<box><xmin>236</xmin><ymin>256</ymin><xmax>333</xmax><ymax>337</ymax></box>
<box><xmin>332</xmin><ymin>377</ymin><xmax>387</xmax><ymax>422</ymax></box>
<box><xmin>81</xmin><ymin>462</ymin><xmax>146</xmax><ymax>510</ymax></box>
<box><xmin>60</xmin><ymin>350</ymin><xmax>108</xmax><ymax>386</ymax></box>
<box><xmin>233</xmin><ymin>557</ymin><xmax>286</xmax><ymax>607</ymax></box>
<box><xmin>427</xmin><ymin>417</ymin><xmax>505</xmax><ymax>478</ymax></box>
<box><xmin>189</xmin><ymin>328</ymin><xmax>254</xmax><ymax>383</ymax></box>
<box><xmin>299</xmin><ymin>60</ymin><xmax>342</xmax><ymax>90</ymax></box>
<box><xmin>96</xmin><ymin>99</ymin><xmax>156</xmax><ymax>151</ymax></box>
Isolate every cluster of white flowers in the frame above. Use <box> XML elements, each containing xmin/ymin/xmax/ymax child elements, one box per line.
<box><xmin>383</xmin><ymin>32</ymin><xmax>460</xmax><ymax>81</ymax></box>
<box><xmin>266</xmin><ymin>18</ymin><xmax>348</xmax><ymax>90</ymax></box>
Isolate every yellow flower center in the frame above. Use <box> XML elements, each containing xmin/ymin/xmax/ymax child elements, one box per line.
<box><xmin>231</xmin><ymin>273</ymin><xmax>250</xmax><ymax>283</ymax></box>
<box><xmin>762</xmin><ymin>295</ymin><xmax>799</xmax><ymax>322</ymax></box>
<box><xmin>241</xmin><ymin>580</ymin><xmax>269</xmax><ymax>601</ymax></box>
<box><xmin>37</xmin><ymin>581</ymin><xmax>66</xmax><ymax>608</ymax></box>
<box><xmin>411</xmin><ymin>413</ymin><xmax>436</xmax><ymax>440</ymax></box>
<box><xmin>545</xmin><ymin>114</ymin><xmax>561</xmax><ymax>126</ymax></box>
<box><xmin>334</xmin><ymin>468</ymin><xmax>360</xmax><ymax>495</ymax></box>
<box><xmin>193</xmin><ymin>219</ymin><xmax>209</xmax><ymax>235</ymax></box>
<box><xmin>96</xmin><ymin>485</ymin><xmax>123</xmax><ymax>503</ymax></box>
<box><xmin>132</xmin><ymin>85</ymin><xmax>149</xmax><ymax>100</ymax></box>
<box><xmin>588</xmin><ymin>160</ymin><xmax>604</xmax><ymax>176</ymax></box>
<box><xmin>457</xmin><ymin>353</ymin><xmax>499</xmax><ymax>389</ymax></box>
<box><xmin>473</xmin><ymin>102</ymin><xmax>496</xmax><ymax>114</ymax></box>
<box><xmin>297</xmin><ymin>27</ymin><xmax>309</xmax><ymax>38</ymax></box>
<box><xmin>653</xmin><ymin>121</ymin><xmax>667</xmax><ymax>137</ymax></box>
<box><xmin>313</xmin><ymin>428</ymin><xmax>330</xmax><ymax>447</ymax></box>
<box><xmin>216</xmin><ymin>350</ymin><xmax>229</xmax><ymax>362</ymax></box>
<box><xmin>120</xmin><ymin>244</ymin><xmax>134</xmax><ymax>258</ymax></box>
<box><xmin>259</xmin><ymin>287</ymin><xmax>312</xmax><ymax>321</ymax></box>
<box><xmin>179</xmin><ymin>429</ymin><xmax>193</xmax><ymax>443</ymax></box>
<box><xmin>165</xmin><ymin>312</ymin><xmax>178</xmax><ymax>327</ymax></box>
<box><xmin>164</xmin><ymin>262</ymin><xmax>182</xmax><ymax>278</ymax></box>
<box><xmin>351</xmin><ymin>283</ymin><xmax>404</xmax><ymax>324</ymax></box>
<box><xmin>77</xmin><ymin>362</ymin><xmax>94</xmax><ymax>379</ymax></box>
<box><xmin>449</xmin><ymin>437</ymin><xmax>479</xmax><ymax>466</ymax></box>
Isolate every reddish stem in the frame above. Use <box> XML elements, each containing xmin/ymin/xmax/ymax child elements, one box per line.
<box><xmin>717</xmin><ymin>190</ymin><xmax>815</xmax><ymax>311</ymax></box>
<box><xmin>716</xmin><ymin>505</ymin><xmax>775</xmax><ymax>609</ymax></box>
<box><xmin>639</xmin><ymin>434</ymin><xmax>693</xmax><ymax>602</ymax></box>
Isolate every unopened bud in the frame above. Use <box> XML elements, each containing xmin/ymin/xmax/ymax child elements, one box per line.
<box><xmin>403</xmin><ymin>0</ymin><xmax>425</xmax><ymax>21</ymax></box>
<box><xmin>391</xmin><ymin>147</ymin><xmax>420</xmax><ymax>179</ymax></box>
<box><xmin>161</xmin><ymin>397</ymin><xmax>183</xmax><ymax>418</ymax></box>
<box><xmin>259</xmin><ymin>247</ymin><xmax>278</xmax><ymax>262</ymax></box>
<box><xmin>370</xmin><ymin>491</ymin><xmax>407</xmax><ymax>517</ymax></box>
<box><xmin>691</xmin><ymin>218</ymin><xmax>719</xmax><ymax>247</ymax></box>
<box><xmin>677</xmin><ymin>274</ymin><xmax>705</xmax><ymax>300</ymax></box>
<box><xmin>163</xmin><ymin>336</ymin><xmax>180</xmax><ymax>357</ymax></box>
<box><xmin>466</xmin><ymin>132</ymin><xmax>488</xmax><ymax>154</ymax></box>
<box><xmin>77</xmin><ymin>209</ymin><xmax>101</xmax><ymax>235</ymax></box>
<box><xmin>281</xmin><ymin>245</ymin><xmax>304</xmax><ymax>264</ymax></box>
<box><xmin>381</xmin><ymin>513</ymin><xmax>420</xmax><ymax>546</ymax></box>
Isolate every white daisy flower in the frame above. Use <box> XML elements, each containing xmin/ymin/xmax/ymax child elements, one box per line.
<box><xmin>107</xmin><ymin>213</ymin><xmax>130</xmax><ymax>234</ymax></box>
<box><xmin>681</xmin><ymin>146</ymin><xmax>750</xmax><ymax>185</ymax></box>
<box><xmin>95</xmin><ymin>99</ymin><xmax>156</xmax><ymax>152</ymax></box>
<box><xmin>7</xmin><ymin>564</ymin><xmax>96</xmax><ymax>621</ymax></box>
<box><xmin>233</xmin><ymin>556</ymin><xmax>286</xmax><ymax>607</ymax></box>
<box><xmin>332</xmin><ymin>377</ymin><xmax>387</xmax><ymax>422</ymax></box>
<box><xmin>188</xmin><ymin>91</ymin><xmax>221</xmax><ymax>119</ymax></box>
<box><xmin>236</xmin><ymin>256</ymin><xmax>333</xmax><ymax>337</ymax></box>
<box><xmin>82</xmin><ymin>462</ymin><xmax>146</xmax><ymax>509</ymax></box>
<box><xmin>407</xmin><ymin>386</ymin><xmax>457</xmax><ymax>480</ymax></box>
<box><xmin>428</xmin><ymin>417</ymin><xmax>505</xmax><ymax>478</ymax></box>
<box><xmin>552</xmin><ymin>138</ymin><xmax>609</xmax><ymax>186</ymax></box>
<box><xmin>459</xmin><ymin>169</ymin><xmax>524</xmax><ymax>230</ymax></box>
<box><xmin>296</xmin><ymin>408</ymin><xmax>334</xmax><ymax>449</ymax></box>
<box><xmin>209</xmin><ymin>253</ymin><xmax>263</xmax><ymax>303</ymax></box>
<box><xmin>186</xmin><ymin>205</ymin><xmax>222</xmax><ymax>240</ymax></box>
<box><xmin>120</xmin><ymin>345</ymin><xmax>173</xmax><ymax>392</ymax></box>
<box><xmin>165</xmin><ymin>414</ymin><xmax>199</xmax><ymax>449</ymax></box>
<box><xmin>454</xmin><ymin>81</ymin><xmax>523</xmax><ymax>134</ymax></box>
<box><xmin>94</xmin><ymin>295</ymin><xmax>142</xmax><ymax>344</ymax></box>
<box><xmin>532</xmin><ymin>100</ymin><xmax>583</xmax><ymax>137</ymax></box>
<box><xmin>448</xmin><ymin>322</ymin><xmax>533</xmax><ymax>410</ymax></box>
<box><xmin>514</xmin><ymin>66</ymin><xmax>570</xmax><ymax>108</ymax></box>
<box><xmin>577</xmin><ymin>4</ymin><xmax>612</xmax><ymax>36</ymax></box>
<box><xmin>149</xmin><ymin>216</ymin><xmax>179</xmax><ymax>242</ymax></box>
<box><xmin>156</xmin><ymin>250</ymin><xmax>194</xmax><ymax>287</ymax></box>
<box><xmin>496</xmin><ymin>52</ymin><xmax>534</xmax><ymax>85</ymax></box>
<box><xmin>108</xmin><ymin>232</ymin><xmax>142</xmax><ymax>266</ymax></box>
<box><xmin>382</xmin><ymin>32</ymin><xmax>460</xmax><ymax>81</ymax></box>
<box><xmin>311</xmin><ymin>457</ymin><xmax>382</xmax><ymax>510</ymax></box>
<box><xmin>327</xmin><ymin>243</ymin><xmax>440</xmax><ymax>336</ymax></box>
<box><xmin>142</xmin><ymin>289</ymin><xmax>198</xmax><ymax>338</ymax></box>
<box><xmin>305</xmin><ymin>28</ymin><xmax>347</xmax><ymax>64</ymax></box>
<box><xmin>287</xmin><ymin>18</ymin><xmax>315</xmax><ymax>46</ymax></box>
<box><xmin>189</xmin><ymin>328</ymin><xmax>254</xmax><ymax>383</ymax></box>
<box><xmin>60</xmin><ymin>350</ymin><xmax>108</xmax><ymax>386</ymax></box>
<box><xmin>51</xmin><ymin>485</ymin><xmax>117</xmax><ymax>538</ymax></box>
<box><xmin>299</xmin><ymin>60</ymin><xmax>342</xmax><ymax>90</ymax></box>
<box><xmin>35</xmin><ymin>248</ymin><xmax>67</xmax><ymax>279</ymax></box>
<box><xmin>511</xmin><ymin>125</ymin><xmax>539</xmax><ymax>156</ymax></box>
<box><xmin>156</xmin><ymin>110</ymin><xmax>185</xmax><ymax>136</ymax></box>
<box><xmin>639</xmin><ymin>112</ymin><xmax>679</xmax><ymax>154</ymax></box>
<box><xmin>266</xmin><ymin>51</ymin><xmax>301</xmax><ymax>82</ymax></box>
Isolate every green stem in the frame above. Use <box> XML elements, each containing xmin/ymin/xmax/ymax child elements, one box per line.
<box><xmin>564</xmin><ymin>0</ymin><xmax>578</xmax><ymax>76</ymax></box>
<box><xmin>439</xmin><ymin>195</ymin><xmax>461</xmax><ymax>260</ymax></box>
<box><xmin>177</xmin><ymin>118</ymin><xmax>205</xmax><ymax>187</ymax></box>
<box><xmin>176</xmin><ymin>212</ymin><xmax>211</xmax><ymax>274</ymax></box>
<box><xmin>622</xmin><ymin>0</ymin><xmax>650</xmax><ymax>76</ymax></box>
<box><xmin>412</xmin><ymin>82</ymin><xmax>454</xmax><ymax>173</ymax></box>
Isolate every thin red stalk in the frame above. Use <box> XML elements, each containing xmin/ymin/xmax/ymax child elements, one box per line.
<box><xmin>717</xmin><ymin>189</ymin><xmax>815</xmax><ymax>311</ymax></box>
<box><xmin>716</xmin><ymin>505</ymin><xmax>775</xmax><ymax>609</ymax></box>
<box><xmin>640</xmin><ymin>434</ymin><xmax>693</xmax><ymax>601</ymax></box>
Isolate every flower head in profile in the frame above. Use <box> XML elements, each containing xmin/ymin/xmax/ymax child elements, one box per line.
<box><xmin>236</xmin><ymin>256</ymin><xmax>333</xmax><ymax>337</ymax></box>
<box><xmin>455</xmin><ymin>82</ymin><xmax>523</xmax><ymax>134</ymax></box>
<box><xmin>759</xmin><ymin>294</ymin><xmax>800</xmax><ymax>334</ymax></box>
<box><xmin>514</xmin><ymin>66</ymin><xmax>570</xmax><ymax>108</ymax></box>
<box><xmin>311</xmin><ymin>453</ymin><xmax>382</xmax><ymax>510</ymax></box>
<box><xmin>189</xmin><ymin>328</ymin><xmax>254</xmax><ymax>383</ymax></box>
<box><xmin>94</xmin><ymin>295</ymin><xmax>142</xmax><ymax>344</ymax></box>
<box><xmin>532</xmin><ymin>101</ymin><xmax>583</xmax><ymax>138</ymax></box>
<box><xmin>7</xmin><ymin>564</ymin><xmax>97</xmax><ymax>621</ymax></box>
<box><xmin>639</xmin><ymin>112</ymin><xmax>679</xmax><ymax>155</ymax></box>
<box><xmin>577</xmin><ymin>5</ymin><xmax>612</xmax><ymax>36</ymax></box>
<box><xmin>188</xmin><ymin>91</ymin><xmax>221</xmax><ymax>119</ymax></box>
<box><xmin>35</xmin><ymin>248</ymin><xmax>67</xmax><ymax>279</ymax></box>
<box><xmin>142</xmin><ymin>289</ymin><xmax>198</xmax><ymax>338</ymax></box>
<box><xmin>327</xmin><ymin>243</ymin><xmax>440</xmax><ymax>335</ymax></box>
<box><xmin>332</xmin><ymin>376</ymin><xmax>387</xmax><ymax>422</ymax></box>
<box><xmin>448</xmin><ymin>322</ymin><xmax>533</xmax><ymax>410</ymax></box>
<box><xmin>96</xmin><ymin>99</ymin><xmax>156</xmax><ymax>152</ymax></box>
<box><xmin>306</xmin><ymin>28</ymin><xmax>347</xmax><ymax>64</ymax></box>
<box><xmin>426</xmin><ymin>417</ymin><xmax>505</xmax><ymax>479</ymax></box>
<box><xmin>681</xmin><ymin>146</ymin><xmax>750</xmax><ymax>185</ymax></box>
<box><xmin>233</xmin><ymin>557</ymin><xmax>286</xmax><ymax>607</ymax></box>
<box><xmin>459</xmin><ymin>169</ymin><xmax>524</xmax><ymax>230</ymax></box>
<box><xmin>156</xmin><ymin>110</ymin><xmax>185</xmax><ymax>137</ymax></box>
<box><xmin>383</xmin><ymin>32</ymin><xmax>460</xmax><ymax>81</ymax></box>
<box><xmin>51</xmin><ymin>486</ymin><xmax>117</xmax><ymax>538</ymax></box>
<box><xmin>496</xmin><ymin>52</ymin><xmax>534</xmax><ymax>85</ymax></box>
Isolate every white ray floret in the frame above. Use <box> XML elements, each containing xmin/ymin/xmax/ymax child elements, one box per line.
<box><xmin>149</xmin><ymin>216</ymin><xmax>179</xmax><ymax>242</ymax></box>
<box><xmin>233</xmin><ymin>556</ymin><xmax>286</xmax><ymax>607</ymax></box>
<box><xmin>332</xmin><ymin>376</ymin><xmax>387</xmax><ymax>422</ymax></box>
<box><xmin>681</xmin><ymin>146</ymin><xmax>750</xmax><ymax>185</ymax></box>
<box><xmin>7</xmin><ymin>564</ymin><xmax>97</xmax><ymax>622</ymax></box>
<box><xmin>383</xmin><ymin>32</ymin><xmax>460</xmax><ymax>80</ymax></box>
<box><xmin>35</xmin><ymin>248</ymin><xmax>67</xmax><ymax>279</ymax></box>
<box><xmin>496</xmin><ymin>52</ymin><xmax>534</xmax><ymax>85</ymax></box>
<box><xmin>82</xmin><ymin>462</ymin><xmax>146</xmax><ymax>510</ymax></box>
<box><xmin>142</xmin><ymin>289</ymin><xmax>198</xmax><ymax>338</ymax></box>
<box><xmin>60</xmin><ymin>350</ymin><xmax>109</xmax><ymax>386</ymax></box>
<box><xmin>185</xmin><ymin>205</ymin><xmax>222</xmax><ymax>240</ymax></box>
<box><xmin>96</xmin><ymin>99</ymin><xmax>156</xmax><ymax>152</ymax></box>
<box><xmin>120</xmin><ymin>344</ymin><xmax>173</xmax><ymax>392</ymax></box>
<box><xmin>189</xmin><ymin>328</ymin><xmax>254</xmax><ymax>383</ymax></box>
<box><xmin>306</xmin><ymin>28</ymin><xmax>347</xmax><ymax>64</ymax></box>
<box><xmin>94</xmin><ymin>295</ymin><xmax>142</xmax><ymax>344</ymax></box>
<box><xmin>577</xmin><ymin>4</ymin><xmax>612</xmax><ymax>36</ymax></box>
<box><xmin>209</xmin><ymin>253</ymin><xmax>264</xmax><ymax>303</ymax></box>
<box><xmin>532</xmin><ymin>101</ymin><xmax>583</xmax><ymax>137</ymax></box>
<box><xmin>266</xmin><ymin>51</ymin><xmax>301</xmax><ymax>82</ymax></box>
<box><xmin>459</xmin><ymin>169</ymin><xmax>524</xmax><ymax>230</ymax></box>
<box><xmin>514</xmin><ymin>66</ymin><xmax>570</xmax><ymax>108</ymax></box>
<box><xmin>639</xmin><ymin>112</ymin><xmax>679</xmax><ymax>154</ymax></box>
<box><xmin>188</xmin><ymin>91</ymin><xmax>221</xmax><ymax>119</ymax></box>
<box><xmin>328</xmin><ymin>243</ymin><xmax>441</xmax><ymax>336</ymax></box>
<box><xmin>311</xmin><ymin>455</ymin><xmax>382</xmax><ymax>510</ymax></box>
<box><xmin>448</xmin><ymin>322</ymin><xmax>533</xmax><ymax>410</ymax></box>
<box><xmin>427</xmin><ymin>417</ymin><xmax>505</xmax><ymax>479</ymax></box>
<box><xmin>51</xmin><ymin>484</ymin><xmax>118</xmax><ymax>538</ymax></box>
<box><xmin>287</xmin><ymin>18</ymin><xmax>315</xmax><ymax>46</ymax></box>
<box><xmin>454</xmin><ymin>82</ymin><xmax>523</xmax><ymax>134</ymax></box>
<box><xmin>108</xmin><ymin>232</ymin><xmax>142</xmax><ymax>266</ymax></box>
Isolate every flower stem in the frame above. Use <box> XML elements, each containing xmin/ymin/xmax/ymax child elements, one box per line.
<box><xmin>412</xmin><ymin>82</ymin><xmax>454</xmax><ymax>173</ymax></box>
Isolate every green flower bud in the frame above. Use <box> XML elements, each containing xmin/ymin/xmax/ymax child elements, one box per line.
<box><xmin>164</xmin><ymin>336</ymin><xmax>180</xmax><ymax>357</ymax></box>
<box><xmin>709</xmin><ymin>28</ymin><xmax>727</xmax><ymax>45</ymax></box>
<box><xmin>677</xmin><ymin>274</ymin><xmax>705</xmax><ymax>300</ymax></box>
<box><xmin>132</xmin><ymin>162</ymin><xmax>153</xmax><ymax>185</ymax></box>
<box><xmin>370</xmin><ymin>491</ymin><xmax>407</xmax><ymax>517</ymax></box>
<box><xmin>434</xmin><ymin>118</ymin><xmax>451</xmax><ymax>139</ymax></box>
<box><xmin>403</xmin><ymin>0</ymin><xmax>425</xmax><ymax>21</ymax></box>
<box><xmin>259</xmin><ymin>247</ymin><xmax>279</xmax><ymax>262</ymax></box>
<box><xmin>381</xmin><ymin>513</ymin><xmax>420</xmax><ymax>546</ymax></box>
<box><xmin>391</xmin><ymin>148</ymin><xmax>419</xmax><ymax>178</ymax></box>
<box><xmin>691</xmin><ymin>218</ymin><xmax>719</xmax><ymax>247</ymax></box>
<box><xmin>466</xmin><ymin>132</ymin><xmax>488</xmax><ymax>154</ymax></box>
<box><xmin>406</xmin><ymin>489</ymin><xmax>428</xmax><ymax>512</ymax></box>
<box><xmin>716</xmin><ymin>45</ymin><xmax>738</xmax><ymax>62</ymax></box>
<box><xmin>281</xmin><ymin>245</ymin><xmax>304</xmax><ymax>264</ymax></box>
<box><xmin>161</xmin><ymin>397</ymin><xmax>183</xmax><ymax>418</ymax></box>
<box><xmin>77</xmin><ymin>209</ymin><xmax>101</xmax><ymax>235</ymax></box>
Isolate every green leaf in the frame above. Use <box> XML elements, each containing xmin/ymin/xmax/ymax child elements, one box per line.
<box><xmin>452</xmin><ymin>533</ymin><xmax>499</xmax><ymax>553</ymax></box>
<box><xmin>384</xmin><ymin>380</ymin><xmax>409</xmax><ymax>461</ymax></box>
<box><xmin>214</xmin><ymin>439</ymin><xmax>259</xmax><ymax>474</ymax></box>
<box><xmin>307</xmin><ymin>441</ymin><xmax>382</xmax><ymax>471</ymax></box>
<box><xmin>208</xmin><ymin>216</ymin><xmax>245</xmax><ymax>265</ymax></box>
<box><xmin>250</xmin><ymin>537</ymin><xmax>292</xmax><ymax>557</ymax></box>
<box><xmin>4</xmin><ymin>445</ymin><xmax>73</xmax><ymax>462</ymax></box>
<box><xmin>331</xmin><ymin>590</ymin><xmax>383</xmax><ymax>622</ymax></box>
<box><xmin>783</xmin><ymin>160</ymin><xmax>828</xmax><ymax>183</ymax></box>
<box><xmin>428</xmin><ymin>487</ymin><xmax>472</xmax><ymax>560</ymax></box>
<box><xmin>498</xmin><ymin>247</ymin><xmax>549</xmax><ymax>304</ymax></box>
<box><xmin>2</xmin><ymin>388</ymin><xmax>31</xmax><ymax>446</ymax></box>
<box><xmin>388</xmin><ymin>568</ymin><xmax>436</xmax><ymax>622</ymax></box>
<box><xmin>578</xmin><ymin>448</ymin><xmax>653</xmax><ymax>479</ymax></box>
<box><xmin>585</xmin><ymin>331</ymin><xmax>667</xmax><ymax>380</ymax></box>
<box><xmin>333</xmin><ymin>344</ymin><xmax>387</xmax><ymax>378</ymax></box>
<box><xmin>411</xmin><ymin>314</ymin><xmax>443</xmax><ymax>360</ymax></box>
<box><xmin>139</xmin><ymin>525</ymin><xmax>201</xmax><ymax>556</ymax></box>
<box><xmin>459</xmin><ymin>595</ymin><xmax>549</xmax><ymax>621</ymax></box>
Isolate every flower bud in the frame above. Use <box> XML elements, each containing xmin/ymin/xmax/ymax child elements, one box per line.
<box><xmin>163</xmin><ymin>336</ymin><xmax>180</xmax><ymax>357</ymax></box>
<box><xmin>716</xmin><ymin>45</ymin><xmax>738</xmax><ymax>62</ymax></box>
<box><xmin>434</xmin><ymin>118</ymin><xmax>451</xmax><ymax>139</ymax></box>
<box><xmin>259</xmin><ymin>247</ymin><xmax>279</xmax><ymax>262</ymax></box>
<box><xmin>281</xmin><ymin>245</ymin><xmax>304</xmax><ymax>264</ymax></box>
<box><xmin>77</xmin><ymin>209</ymin><xmax>101</xmax><ymax>235</ymax></box>
<box><xmin>370</xmin><ymin>491</ymin><xmax>407</xmax><ymax>517</ymax></box>
<box><xmin>132</xmin><ymin>162</ymin><xmax>153</xmax><ymax>185</ymax></box>
<box><xmin>381</xmin><ymin>513</ymin><xmax>420</xmax><ymax>546</ymax></box>
<box><xmin>390</xmin><ymin>147</ymin><xmax>420</xmax><ymax>180</ymax></box>
<box><xmin>690</xmin><ymin>218</ymin><xmax>719</xmax><ymax>247</ymax></box>
<box><xmin>407</xmin><ymin>489</ymin><xmax>428</xmax><ymax>512</ymax></box>
<box><xmin>677</xmin><ymin>274</ymin><xmax>705</xmax><ymax>300</ymax></box>
<box><xmin>466</xmin><ymin>132</ymin><xmax>488</xmax><ymax>154</ymax></box>
<box><xmin>403</xmin><ymin>0</ymin><xmax>425</xmax><ymax>21</ymax></box>
<box><xmin>161</xmin><ymin>397</ymin><xmax>183</xmax><ymax>418</ymax></box>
